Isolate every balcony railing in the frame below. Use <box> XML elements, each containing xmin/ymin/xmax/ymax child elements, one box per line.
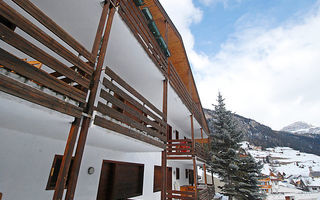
<box><xmin>198</xmin><ymin>184</ymin><xmax>215</xmax><ymax>200</ymax></box>
<box><xmin>167</xmin><ymin>184</ymin><xmax>214</xmax><ymax>200</ymax></box>
<box><xmin>118</xmin><ymin>0</ymin><xmax>168</xmax><ymax>76</ymax></box>
<box><xmin>118</xmin><ymin>0</ymin><xmax>207</xmax><ymax>132</ymax></box>
<box><xmin>94</xmin><ymin>66</ymin><xmax>167</xmax><ymax>149</ymax></box>
<box><xmin>167</xmin><ymin>190</ymin><xmax>195</xmax><ymax>200</ymax></box>
<box><xmin>168</xmin><ymin>62</ymin><xmax>205</xmax><ymax>134</ymax></box>
<box><xmin>166</xmin><ymin>139</ymin><xmax>210</xmax><ymax>162</ymax></box>
<box><xmin>0</xmin><ymin>0</ymin><xmax>94</xmax><ymax>117</ymax></box>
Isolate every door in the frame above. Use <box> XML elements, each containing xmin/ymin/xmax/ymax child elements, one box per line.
<box><xmin>97</xmin><ymin>160</ymin><xmax>144</xmax><ymax>200</ymax></box>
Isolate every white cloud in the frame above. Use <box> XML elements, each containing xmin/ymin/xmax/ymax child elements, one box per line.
<box><xmin>199</xmin><ymin>0</ymin><xmax>242</xmax><ymax>7</ymax></box>
<box><xmin>159</xmin><ymin>0</ymin><xmax>320</xmax><ymax>130</ymax></box>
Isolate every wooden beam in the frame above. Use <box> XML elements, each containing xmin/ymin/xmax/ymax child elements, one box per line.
<box><xmin>203</xmin><ymin>164</ymin><xmax>207</xmax><ymax>185</ymax></box>
<box><xmin>161</xmin><ymin>151</ymin><xmax>167</xmax><ymax>200</ymax></box>
<box><xmin>65</xmin><ymin>5</ymin><xmax>116</xmax><ymax>200</ymax></box>
<box><xmin>201</xmin><ymin>128</ymin><xmax>204</xmax><ymax>148</ymax></box>
<box><xmin>91</xmin><ymin>1</ymin><xmax>110</xmax><ymax>59</ymax></box>
<box><xmin>193</xmin><ymin>157</ymin><xmax>198</xmax><ymax>199</ymax></box>
<box><xmin>53</xmin><ymin>118</ymin><xmax>81</xmax><ymax>200</ymax></box>
<box><xmin>94</xmin><ymin>115</ymin><xmax>165</xmax><ymax>149</ymax></box>
<box><xmin>190</xmin><ymin>115</ymin><xmax>195</xmax><ymax>154</ymax></box>
<box><xmin>161</xmin><ymin>76</ymin><xmax>168</xmax><ymax>200</ymax></box>
<box><xmin>0</xmin><ymin>73</ymin><xmax>82</xmax><ymax>117</ymax></box>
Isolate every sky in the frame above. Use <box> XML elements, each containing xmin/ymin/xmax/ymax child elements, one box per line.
<box><xmin>158</xmin><ymin>0</ymin><xmax>320</xmax><ymax>130</ymax></box>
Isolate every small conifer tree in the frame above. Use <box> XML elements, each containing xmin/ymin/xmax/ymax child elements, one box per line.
<box><xmin>235</xmin><ymin>153</ymin><xmax>264</xmax><ymax>200</ymax></box>
<box><xmin>209</xmin><ymin>93</ymin><xmax>242</xmax><ymax>200</ymax></box>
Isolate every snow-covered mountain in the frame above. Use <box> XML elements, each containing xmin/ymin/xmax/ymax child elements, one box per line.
<box><xmin>204</xmin><ymin>108</ymin><xmax>320</xmax><ymax>156</ymax></box>
<box><xmin>281</xmin><ymin>121</ymin><xmax>320</xmax><ymax>135</ymax></box>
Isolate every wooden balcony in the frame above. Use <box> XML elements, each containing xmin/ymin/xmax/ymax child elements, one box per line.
<box><xmin>167</xmin><ymin>184</ymin><xmax>214</xmax><ymax>200</ymax></box>
<box><xmin>118</xmin><ymin>0</ymin><xmax>168</xmax><ymax>76</ymax></box>
<box><xmin>166</xmin><ymin>139</ymin><xmax>210</xmax><ymax>162</ymax></box>
<box><xmin>0</xmin><ymin>0</ymin><xmax>94</xmax><ymax>118</ymax></box>
<box><xmin>94</xmin><ymin>67</ymin><xmax>167</xmax><ymax>149</ymax></box>
<box><xmin>117</xmin><ymin>0</ymin><xmax>208</xmax><ymax>133</ymax></box>
<box><xmin>168</xmin><ymin>63</ymin><xmax>207</xmax><ymax>135</ymax></box>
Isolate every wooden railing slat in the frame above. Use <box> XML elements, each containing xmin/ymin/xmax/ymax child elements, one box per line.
<box><xmin>0</xmin><ymin>73</ymin><xmax>83</xmax><ymax>117</ymax></box>
<box><xmin>105</xmin><ymin>67</ymin><xmax>164</xmax><ymax>120</ymax></box>
<box><xmin>102</xmin><ymin>78</ymin><xmax>165</xmax><ymax>133</ymax></box>
<box><xmin>97</xmin><ymin>102</ymin><xmax>166</xmax><ymax>142</ymax></box>
<box><xmin>100</xmin><ymin>88</ymin><xmax>165</xmax><ymax>136</ymax></box>
<box><xmin>0</xmin><ymin>23</ymin><xmax>90</xmax><ymax>88</ymax></box>
<box><xmin>94</xmin><ymin>115</ymin><xmax>166</xmax><ymax>149</ymax></box>
<box><xmin>11</xmin><ymin>0</ymin><xmax>95</xmax><ymax>63</ymax></box>
<box><xmin>0</xmin><ymin>2</ymin><xmax>94</xmax><ymax>75</ymax></box>
<box><xmin>0</xmin><ymin>48</ymin><xmax>86</xmax><ymax>103</ymax></box>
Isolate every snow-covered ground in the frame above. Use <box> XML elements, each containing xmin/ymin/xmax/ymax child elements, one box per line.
<box><xmin>241</xmin><ymin>141</ymin><xmax>320</xmax><ymax>200</ymax></box>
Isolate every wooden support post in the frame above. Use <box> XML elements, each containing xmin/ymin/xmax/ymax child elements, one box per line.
<box><xmin>161</xmin><ymin>78</ymin><xmax>168</xmax><ymax>200</ymax></box>
<box><xmin>65</xmin><ymin>4</ymin><xmax>116</xmax><ymax>200</ymax></box>
<box><xmin>92</xmin><ymin>1</ymin><xmax>111</xmax><ymax>59</ymax></box>
<box><xmin>52</xmin><ymin>118</ymin><xmax>81</xmax><ymax>200</ymax></box>
<box><xmin>190</xmin><ymin>115</ymin><xmax>195</xmax><ymax>155</ymax></box>
<box><xmin>203</xmin><ymin>164</ymin><xmax>207</xmax><ymax>185</ymax></box>
<box><xmin>193</xmin><ymin>157</ymin><xmax>198</xmax><ymax>199</ymax></box>
<box><xmin>191</xmin><ymin>115</ymin><xmax>197</xmax><ymax>199</ymax></box>
<box><xmin>200</xmin><ymin>128</ymin><xmax>204</xmax><ymax>148</ymax></box>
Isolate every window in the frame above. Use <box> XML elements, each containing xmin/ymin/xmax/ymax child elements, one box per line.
<box><xmin>175</xmin><ymin>130</ymin><xmax>179</xmax><ymax>140</ymax></box>
<box><xmin>185</xmin><ymin>169</ymin><xmax>188</xmax><ymax>179</ymax></box>
<box><xmin>176</xmin><ymin>168</ymin><xmax>180</xmax><ymax>180</ymax></box>
<box><xmin>46</xmin><ymin>155</ymin><xmax>74</xmax><ymax>190</ymax></box>
<box><xmin>97</xmin><ymin>160</ymin><xmax>144</xmax><ymax>200</ymax></box>
<box><xmin>153</xmin><ymin>166</ymin><xmax>162</xmax><ymax>192</ymax></box>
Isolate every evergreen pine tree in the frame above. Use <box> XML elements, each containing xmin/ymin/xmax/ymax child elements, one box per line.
<box><xmin>209</xmin><ymin>93</ymin><xmax>243</xmax><ymax>200</ymax></box>
<box><xmin>235</xmin><ymin>153</ymin><xmax>264</xmax><ymax>200</ymax></box>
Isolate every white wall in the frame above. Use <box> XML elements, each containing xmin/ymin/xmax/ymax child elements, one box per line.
<box><xmin>0</xmin><ymin>128</ymin><xmax>68</xmax><ymax>200</ymax></box>
<box><xmin>0</xmin><ymin>126</ymin><xmax>163</xmax><ymax>200</ymax></box>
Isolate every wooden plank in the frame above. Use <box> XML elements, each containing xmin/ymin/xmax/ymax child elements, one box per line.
<box><xmin>166</xmin><ymin>195</ymin><xmax>194</xmax><ymax>200</ymax></box>
<box><xmin>168</xmin><ymin>190</ymin><xmax>195</xmax><ymax>195</ymax></box>
<box><xmin>11</xmin><ymin>0</ymin><xmax>95</xmax><ymax>63</ymax></box>
<box><xmin>193</xmin><ymin>157</ymin><xmax>198</xmax><ymax>199</ymax></box>
<box><xmin>118</xmin><ymin>7</ymin><xmax>168</xmax><ymax>76</ymax></box>
<box><xmin>122</xmin><ymin>0</ymin><xmax>168</xmax><ymax>65</ymax></box>
<box><xmin>161</xmin><ymin>151</ymin><xmax>166</xmax><ymax>200</ymax></box>
<box><xmin>53</xmin><ymin>118</ymin><xmax>81</xmax><ymax>200</ymax></box>
<box><xmin>168</xmin><ymin>139</ymin><xmax>192</xmax><ymax>143</ymax></box>
<box><xmin>0</xmin><ymin>48</ymin><xmax>86</xmax><ymax>103</ymax></box>
<box><xmin>0</xmin><ymin>23</ymin><xmax>90</xmax><ymax>88</ymax></box>
<box><xmin>167</xmin><ymin>157</ymin><xmax>192</xmax><ymax>160</ymax></box>
<box><xmin>94</xmin><ymin>115</ymin><xmax>166</xmax><ymax>149</ymax></box>
<box><xmin>0</xmin><ymin>2</ymin><xmax>93</xmax><ymax>75</ymax></box>
<box><xmin>105</xmin><ymin>67</ymin><xmax>165</xmax><ymax>122</ymax></box>
<box><xmin>65</xmin><ymin>6</ymin><xmax>116</xmax><ymax>200</ymax></box>
<box><xmin>99</xmin><ymin>89</ymin><xmax>165</xmax><ymax>135</ymax></box>
<box><xmin>96</xmin><ymin>102</ymin><xmax>166</xmax><ymax>142</ymax></box>
<box><xmin>167</xmin><ymin>152</ymin><xmax>192</xmax><ymax>156</ymax></box>
<box><xmin>0</xmin><ymin>73</ymin><xmax>82</xmax><ymax>117</ymax></box>
<box><xmin>101</xmin><ymin>80</ymin><xmax>165</xmax><ymax>133</ymax></box>
<box><xmin>91</xmin><ymin>1</ymin><xmax>110</xmax><ymax>58</ymax></box>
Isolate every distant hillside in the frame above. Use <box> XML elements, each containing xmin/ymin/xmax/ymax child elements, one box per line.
<box><xmin>281</xmin><ymin>121</ymin><xmax>320</xmax><ymax>135</ymax></box>
<box><xmin>204</xmin><ymin>108</ymin><xmax>320</xmax><ymax>156</ymax></box>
